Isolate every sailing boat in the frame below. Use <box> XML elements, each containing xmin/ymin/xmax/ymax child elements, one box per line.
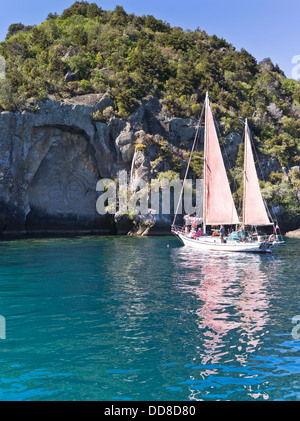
<box><xmin>172</xmin><ymin>93</ymin><xmax>283</xmax><ymax>253</ymax></box>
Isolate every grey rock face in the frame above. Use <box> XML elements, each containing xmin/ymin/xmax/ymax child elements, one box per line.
<box><xmin>115</xmin><ymin>123</ymin><xmax>136</xmax><ymax>163</ymax></box>
<box><xmin>0</xmin><ymin>95</ymin><xmax>120</xmax><ymax>235</ymax></box>
<box><xmin>64</xmin><ymin>71</ymin><xmax>79</xmax><ymax>82</ymax></box>
<box><xmin>0</xmin><ymin>94</ymin><xmax>289</xmax><ymax>236</ymax></box>
<box><xmin>0</xmin><ymin>94</ymin><xmax>191</xmax><ymax>236</ymax></box>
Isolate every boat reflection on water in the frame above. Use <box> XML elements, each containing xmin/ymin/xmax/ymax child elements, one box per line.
<box><xmin>171</xmin><ymin>247</ymin><xmax>278</xmax><ymax>399</ymax></box>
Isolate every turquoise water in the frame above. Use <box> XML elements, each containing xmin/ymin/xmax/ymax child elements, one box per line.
<box><xmin>0</xmin><ymin>235</ymin><xmax>299</xmax><ymax>401</ymax></box>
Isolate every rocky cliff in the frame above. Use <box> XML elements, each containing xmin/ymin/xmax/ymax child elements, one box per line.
<box><xmin>1</xmin><ymin>92</ymin><xmax>297</xmax><ymax>237</ymax></box>
<box><xmin>0</xmin><ymin>94</ymin><xmax>207</xmax><ymax>236</ymax></box>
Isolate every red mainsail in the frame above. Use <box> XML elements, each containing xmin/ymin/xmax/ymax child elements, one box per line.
<box><xmin>243</xmin><ymin>124</ymin><xmax>271</xmax><ymax>226</ymax></box>
<box><xmin>204</xmin><ymin>101</ymin><xmax>239</xmax><ymax>225</ymax></box>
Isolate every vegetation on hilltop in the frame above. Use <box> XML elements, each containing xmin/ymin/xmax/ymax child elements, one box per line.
<box><xmin>0</xmin><ymin>1</ymin><xmax>299</xmax><ymax>227</ymax></box>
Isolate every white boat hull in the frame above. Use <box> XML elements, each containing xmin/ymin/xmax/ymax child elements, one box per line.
<box><xmin>175</xmin><ymin>232</ymin><xmax>280</xmax><ymax>254</ymax></box>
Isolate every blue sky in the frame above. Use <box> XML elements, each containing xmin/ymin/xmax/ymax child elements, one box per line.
<box><xmin>0</xmin><ymin>0</ymin><xmax>299</xmax><ymax>79</ymax></box>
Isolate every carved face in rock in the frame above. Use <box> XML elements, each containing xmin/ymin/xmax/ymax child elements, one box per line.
<box><xmin>27</xmin><ymin>126</ymin><xmax>100</xmax><ymax>229</ymax></box>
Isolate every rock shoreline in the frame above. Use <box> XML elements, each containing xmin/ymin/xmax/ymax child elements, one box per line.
<box><xmin>285</xmin><ymin>229</ymin><xmax>300</xmax><ymax>238</ymax></box>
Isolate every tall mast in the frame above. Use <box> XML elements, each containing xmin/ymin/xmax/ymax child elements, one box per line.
<box><xmin>203</xmin><ymin>91</ymin><xmax>209</xmax><ymax>234</ymax></box>
<box><xmin>242</xmin><ymin>119</ymin><xmax>247</xmax><ymax>229</ymax></box>
<box><xmin>172</xmin><ymin>93</ymin><xmax>204</xmax><ymax>227</ymax></box>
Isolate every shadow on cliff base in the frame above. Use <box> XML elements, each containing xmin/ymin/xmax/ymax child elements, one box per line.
<box><xmin>25</xmin><ymin>206</ymin><xmax>117</xmax><ymax>235</ymax></box>
<box><xmin>0</xmin><ymin>204</ymin><xmax>117</xmax><ymax>238</ymax></box>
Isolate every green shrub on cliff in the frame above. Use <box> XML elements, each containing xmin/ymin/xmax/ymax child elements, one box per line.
<box><xmin>260</xmin><ymin>169</ymin><xmax>300</xmax><ymax>223</ymax></box>
<box><xmin>0</xmin><ymin>2</ymin><xmax>298</xmax><ymax>128</ymax></box>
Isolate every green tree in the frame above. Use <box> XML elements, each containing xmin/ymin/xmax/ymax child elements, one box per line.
<box><xmin>5</xmin><ymin>23</ymin><xmax>25</xmax><ymax>40</ymax></box>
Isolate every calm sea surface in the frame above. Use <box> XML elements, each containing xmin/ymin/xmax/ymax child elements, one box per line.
<box><xmin>0</xmin><ymin>235</ymin><xmax>299</xmax><ymax>401</ymax></box>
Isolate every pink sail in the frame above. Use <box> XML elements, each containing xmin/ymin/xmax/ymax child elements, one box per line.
<box><xmin>244</xmin><ymin>125</ymin><xmax>271</xmax><ymax>226</ymax></box>
<box><xmin>205</xmin><ymin>103</ymin><xmax>239</xmax><ymax>225</ymax></box>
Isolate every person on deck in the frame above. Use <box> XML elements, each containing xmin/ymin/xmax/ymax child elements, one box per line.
<box><xmin>195</xmin><ymin>228</ymin><xmax>203</xmax><ymax>238</ymax></box>
<box><xmin>220</xmin><ymin>225</ymin><xmax>226</xmax><ymax>243</ymax></box>
<box><xmin>184</xmin><ymin>215</ymin><xmax>192</xmax><ymax>230</ymax></box>
<box><xmin>191</xmin><ymin>227</ymin><xmax>196</xmax><ymax>239</ymax></box>
<box><xmin>237</xmin><ymin>229</ymin><xmax>247</xmax><ymax>242</ymax></box>
<box><xmin>191</xmin><ymin>217</ymin><xmax>198</xmax><ymax>230</ymax></box>
<box><xmin>186</xmin><ymin>229</ymin><xmax>193</xmax><ymax>239</ymax></box>
<box><xmin>220</xmin><ymin>225</ymin><xmax>225</xmax><ymax>237</ymax></box>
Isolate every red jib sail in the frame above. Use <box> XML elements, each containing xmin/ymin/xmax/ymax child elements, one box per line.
<box><xmin>205</xmin><ymin>101</ymin><xmax>239</xmax><ymax>225</ymax></box>
<box><xmin>243</xmin><ymin>123</ymin><xmax>271</xmax><ymax>226</ymax></box>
